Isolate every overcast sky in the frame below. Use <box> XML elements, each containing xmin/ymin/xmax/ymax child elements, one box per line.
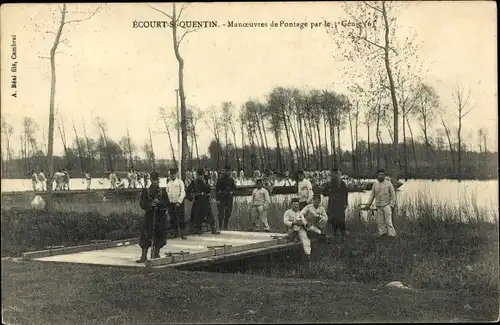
<box><xmin>1</xmin><ymin>1</ymin><xmax>497</xmax><ymax>159</ymax></box>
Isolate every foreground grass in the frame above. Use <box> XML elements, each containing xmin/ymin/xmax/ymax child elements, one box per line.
<box><xmin>2</xmin><ymin>259</ymin><xmax>498</xmax><ymax>325</ymax></box>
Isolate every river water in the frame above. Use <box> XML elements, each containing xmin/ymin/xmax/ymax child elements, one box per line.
<box><xmin>2</xmin><ymin>177</ymin><xmax>498</xmax><ymax>213</ymax></box>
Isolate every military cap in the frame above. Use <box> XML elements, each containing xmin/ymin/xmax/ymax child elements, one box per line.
<box><xmin>377</xmin><ymin>168</ymin><xmax>385</xmax><ymax>174</ymax></box>
<box><xmin>150</xmin><ymin>171</ymin><xmax>159</xmax><ymax>180</ymax></box>
<box><xmin>297</xmin><ymin>170</ymin><xmax>304</xmax><ymax>175</ymax></box>
<box><xmin>196</xmin><ymin>168</ymin><xmax>204</xmax><ymax>175</ymax></box>
<box><xmin>169</xmin><ymin>168</ymin><xmax>178</xmax><ymax>174</ymax></box>
<box><xmin>255</xmin><ymin>178</ymin><xmax>263</xmax><ymax>183</ymax></box>
<box><xmin>291</xmin><ymin>198</ymin><xmax>300</xmax><ymax>203</ymax></box>
<box><xmin>313</xmin><ymin>193</ymin><xmax>321</xmax><ymax>199</ymax></box>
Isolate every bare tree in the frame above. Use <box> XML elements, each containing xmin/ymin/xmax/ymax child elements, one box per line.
<box><xmin>159</xmin><ymin>107</ymin><xmax>178</xmax><ymax>167</ymax></box>
<box><xmin>1</xmin><ymin>115</ymin><xmax>14</xmax><ymax>176</ymax></box>
<box><xmin>71</xmin><ymin>118</ymin><xmax>85</xmax><ymax>173</ymax></box>
<box><xmin>149</xmin><ymin>3</ymin><xmax>200</xmax><ymax>180</ymax></box>
<box><xmin>57</xmin><ymin>112</ymin><xmax>71</xmax><ymax>169</ymax></box>
<box><xmin>440</xmin><ymin>116</ymin><xmax>456</xmax><ymax>173</ymax></box>
<box><xmin>329</xmin><ymin>1</ymin><xmax>422</xmax><ymax>180</ymax></box>
<box><xmin>95</xmin><ymin>116</ymin><xmax>112</xmax><ymax>171</ymax></box>
<box><xmin>148</xmin><ymin>126</ymin><xmax>156</xmax><ymax>170</ymax></box>
<box><xmin>452</xmin><ymin>81</ymin><xmax>473</xmax><ymax>179</ymax></box>
<box><xmin>37</xmin><ymin>4</ymin><xmax>100</xmax><ymax>211</ymax></box>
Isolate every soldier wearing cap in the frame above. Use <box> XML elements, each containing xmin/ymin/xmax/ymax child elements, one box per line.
<box><xmin>136</xmin><ymin>171</ymin><xmax>169</xmax><ymax>263</ymax></box>
<box><xmin>322</xmin><ymin>167</ymin><xmax>349</xmax><ymax>237</ymax></box>
<box><xmin>296</xmin><ymin>170</ymin><xmax>313</xmax><ymax>210</ymax></box>
<box><xmin>215</xmin><ymin>165</ymin><xmax>237</xmax><ymax>230</ymax></box>
<box><xmin>283</xmin><ymin>197</ymin><xmax>311</xmax><ymax>263</ymax></box>
<box><xmin>365</xmin><ymin>168</ymin><xmax>396</xmax><ymax>239</ymax></box>
<box><xmin>166</xmin><ymin>168</ymin><xmax>187</xmax><ymax>240</ymax></box>
<box><xmin>187</xmin><ymin>168</ymin><xmax>220</xmax><ymax>234</ymax></box>
<box><xmin>300</xmin><ymin>193</ymin><xmax>328</xmax><ymax>237</ymax></box>
<box><xmin>251</xmin><ymin>178</ymin><xmax>271</xmax><ymax>231</ymax></box>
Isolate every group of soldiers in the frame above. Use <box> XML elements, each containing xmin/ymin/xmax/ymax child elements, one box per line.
<box><xmin>136</xmin><ymin>165</ymin><xmax>397</xmax><ymax>263</ymax></box>
<box><xmin>30</xmin><ymin>169</ymin><xmax>93</xmax><ymax>191</ymax></box>
<box><xmin>136</xmin><ymin>165</ymin><xmax>236</xmax><ymax>263</ymax></box>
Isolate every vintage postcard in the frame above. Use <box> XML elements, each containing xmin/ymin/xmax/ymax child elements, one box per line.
<box><xmin>1</xmin><ymin>2</ymin><xmax>498</xmax><ymax>324</ymax></box>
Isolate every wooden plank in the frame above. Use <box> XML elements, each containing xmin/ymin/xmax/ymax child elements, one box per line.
<box><xmin>62</xmin><ymin>243</ymin><xmax>99</xmax><ymax>255</ymax></box>
<box><xmin>146</xmin><ymin>250</ymin><xmax>216</xmax><ymax>267</ymax></box>
<box><xmin>165</xmin><ymin>242</ymin><xmax>302</xmax><ymax>269</ymax></box>
<box><xmin>225</xmin><ymin>239</ymin><xmax>280</xmax><ymax>254</ymax></box>
<box><xmin>23</xmin><ymin>238</ymin><xmax>139</xmax><ymax>260</ymax></box>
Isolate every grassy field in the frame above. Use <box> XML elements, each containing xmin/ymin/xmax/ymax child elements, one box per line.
<box><xmin>1</xmin><ymin>192</ymin><xmax>499</xmax><ymax>323</ymax></box>
<box><xmin>2</xmin><ymin>257</ymin><xmax>498</xmax><ymax>325</ymax></box>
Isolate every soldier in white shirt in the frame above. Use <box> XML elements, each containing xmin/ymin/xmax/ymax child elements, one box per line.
<box><xmin>296</xmin><ymin>170</ymin><xmax>313</xmax><ymax>210</ymax></box>
<box><xmin>239</xmin><ymin>169</ymin><xmax>245</xmax><ymax>184</ymax></box>
<box><xmin>251</xmin><ymin>178</ymin><xmax>271</xmax><ymax>232</ymax></box>
<box><xmin>365</xmin><ymin>169</ymin><xmax>397</xmax><ymax>238</ymax></box>
<box><xmin>165</xmin><ymin>168</ymin><xmax>187</xmax><ymax>239</ymax></box>
<box><xmin>300</xmin><ymin>194</ymin><xmax>328</xmax><ymax>236</ymax></box>
<box><xmin>30</xmin><ymin>170</ymin><xmax>39</xmax><ymax>191</ymax></box>
<box><xmin>283</xmin><ymin>198</ymin><xmax>311</xmax><ymax>261</ymax></box>
<box><xmin>38</xmin><ymin>170</ymin><xmax>47</xmax><ymax>191</ymax></box>
<box><xmin>109</xmin><ymin>170</ymin><xmax>117</xmax><ymax>189</ymax></box>
<box><xmin>84</xmin><ymin>171</ymin><xmax>92</xmax><ymax>190</ymax></box>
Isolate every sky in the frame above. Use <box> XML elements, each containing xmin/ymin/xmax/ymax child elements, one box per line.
<box><xmin>1</xmin><ymin>1</ymin><xmax>497</xmax><ymax>159</ymax></box>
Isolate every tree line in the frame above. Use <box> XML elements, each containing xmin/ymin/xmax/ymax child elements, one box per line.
<box><xmin>1</xmin><ymin>85</ymin><xmax>497</xmax><ymax>180</ymax></box>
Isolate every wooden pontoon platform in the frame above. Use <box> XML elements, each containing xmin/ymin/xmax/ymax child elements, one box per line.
<box><xmin>22</xmin><ymin>231</ymin><xmax>300</xmax><ymax>269</ymax></box>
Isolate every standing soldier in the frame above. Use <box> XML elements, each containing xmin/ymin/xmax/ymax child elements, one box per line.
<box><xmin>216</xmin><ymin>165</ymin><xmax>237</xmax><ymax>230</ymax></box>
<box><xmin>62</xmin><ymin>168</ymin><xmax>70</xmax><ymax>190</ymax></box>
<box><xmin>297</xmin><ymin>170</ymin><xmax>313</xmax><ymax>210</ymax></box>
<box><xmin>136</xmin><ymin>171</ymin><xmax>168</xmax><ymax>263</ymax></box>
<box><xmin>364</xmin><ymin>169</ymin><xmax>396</xmax><ymax>239</ymax></box>
<box><xmin>84</xmin><ymin>171</ymin><xmax>92</xmax><ymax>190</ymax></box>
<box><xmin>109</xmin><ymin>170</ymin><xmax>118</xmax><ymax>189</ymax></box>
<box><xmin>30</xmin><ymin>170</ymin><xmax>39</xmax><ymax>191</ymax></box>
<box><xmin>38</xmin><ymin>169</ymin><xmax>47</xmax><ymax>191</ymax></box>
<box><xmin>165</xmin><ymin>168</ymin><xmax>187</xmax><ymax>240</ymax></box>
<box><xmin>231</xmin><ymin>168</ymin><xmax>238</xmax><ymax>180</ymax></box>
<box><xmin>187</xmin><ymin>169</ymin><xmax>220</xmax><ymax>235</ymax></box>
<box><xmin>322</xmin><ymin>168</ymin><xmax>349</xmax><ymax>237</ymax></box>
<box><xmin>251</xmin><ymin>178</ymin><xmax>271</xmax><ymax>232</ymax></box>
<box><xmin>143</xmin><ymin>170</ymin><xmax>150</xmax><ymax>187</ymax></box>
<box><xmin>253</xmin><ymin>169</ymin><xmax>261</xmax><ymax>180</ymax></box>
<box><xmin>239</xmin><ymin>169</ymin><xmax>245</xmax><ymax>184</ymax></box>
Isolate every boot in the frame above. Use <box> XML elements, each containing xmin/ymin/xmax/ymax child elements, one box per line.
<box><xmin>178</xmin><ymin>229</ymin><xmax>187</xmax><ymax>240</ymax></box>
<box><xmin>136</xmin><ymin>248</ymin><xmax>148</xmax><ymax>263</ymax></box>
<box><xmin>223</xmin><ymin>218</ymin><xmax>229</xmax><ymax>230</ymax></box>
<box><xmin>211</xmin><ymin>224</ymin><xmax>220</xmax><ymax>235</ymax></box>
<box><xmin>153</xmin><ymin>246</ymin><xmax>160</xmax><ymax>259</ymax></box>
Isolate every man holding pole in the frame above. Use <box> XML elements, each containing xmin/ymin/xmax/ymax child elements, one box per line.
<box><xmin>216</xmin><ymin>165</ymin><xmax>237</xmax><ymax>230</ymax></box>
<box><xmin>136</xmin><ymin>171</ymin><xmax>168</xmax><ymax>263</ymax></box>
<box><xmin>364</xmin><ymin>169</ymin><xmax>397</xmax><ymax>239</ymax></box>
<box><xmin>166</xmin><ymin>168</ymin><xmax>187</xmax><ymax>240</ymax></box>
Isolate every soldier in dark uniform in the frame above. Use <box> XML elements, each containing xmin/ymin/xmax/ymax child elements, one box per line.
<box><xmin>216</xmin><ymin>165</ymin><xmax>237</xmax><ymax>230</ymax></box>
<box><xmin>187</xmin><ymin>169</ymin><xmax>220</xmax><ymax>235</ymax></box>
<box><xmin>136</xmin><ymin>171</ymin><xmax>168</xmax><ymax>263</ymax></box>
<box><xmin>321</xmin><ymin>168</ymin><xmax>349</xmax><ymax>237</ymax></box>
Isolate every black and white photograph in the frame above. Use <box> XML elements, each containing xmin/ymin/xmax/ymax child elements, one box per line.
<box><xmin>1</xmin><ymin>1</ymin><xmax>498</xmax><ymax>324</ymax></box>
